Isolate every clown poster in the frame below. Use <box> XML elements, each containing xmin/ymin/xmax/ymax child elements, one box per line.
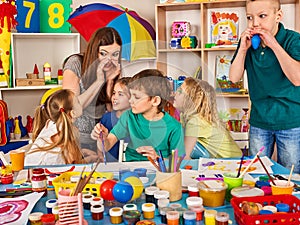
<box><xmin>211</xmin><ymin>11</ymin><xmax>239</xmax><ymax>46</ymax></box>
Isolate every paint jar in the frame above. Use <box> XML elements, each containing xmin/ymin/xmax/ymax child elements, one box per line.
<box><xmin>166</xmin><ymin>210</ymin><xmax>180</xmax><ymax>225</ymax></box>
<box><xmin>0</xmin><ymin>173</ymin><xmax>13</xmax><ymax>184</ymax></box>
<box><xmin>189</xmin><ymin>205</ymin><xmax>204</xmax><ymax>221</ymax></box>
<box><xmin>41</xmin><ymin>214</ymin><xmax>55</xmax><ymax>225</ymax></box>
<box><xmin>183</xmin><ymin>211</ymin><xmax>196</xmax><ymax>225</ymax></box>
<box><xmin>145</xmin><ymin>186</ymin><xmax>160</xmax><ymax>204</ymax></box>
<box><xmin>82</xmin><ymin>193</ymin><xmax>93</xmax><ymax>210</ymax></box>
<box><xmin>175</xmin><ymin>207</ymin><xmax>187</xmax><ymax>224</ymax></box>
<box><xmin>276</xmin><ymin>203</ymin><xmax>290</xmax><ymax>212</ymax></box>
<box><xmin>123</xmin><ymin>203</ymin><xmax>138</xmax><ymax>211</ymax></box>
<box><xmin>215</xmin><ymin>212</ymin><xmax>229</xmax><ymax>225</ymax></box>
<box><xmin>157</xmin><ymin>198</ymin><xmax>170</xmax><ymax>209</ymax></box>
<box><xmin>198</xmin><ymin>180</ymin><xmax>227</xmax><ymax>207</ymax></box>
<box><xmin>154</xmin><ymin>190</ymin><xmax>170</xmax><ymax>207</ymax></box>
<box><xmin>45</xmin><ymin>199</ymin><xmax>57</xmax><ymax>214</ymax></box>
<box><xmin>204</xmin><ymin>210</ymin><xmax>217</xmax><ymax>225</ymax></box>
<box><xmin>47</xmin><ymin>174</ymin><xmax>57</xmax><ymax>186</ymax></box>
<box><xmin>91</xmin><ymin>204</ymin><xmax>104</xmax><ymax>220</ymax></box>
<box><xmin>51</xmin><ymin>206</ymin><xmax>59</xmax><ymax>221</ymax></box>
<box><xmin>188</xmin><ymin>183</ymin><xmax>199</xmax><ymax>197</ymax></box>
<box><xmin>186</xmin><ymin>196</ymin><xmax>203</xmax><ymax>209</ymax></box>
<box><xmin>70</xmin><ymin>175</ymin><xmax>80</xmax><ymax>183</ymax></box>
<box><xmin>159</xmin><ymin>207</ymin><xmax>172</xmax><ymax>224</ymax></box>
<box><xmin>109</xmin><ymin>207</ymin><xmax>123</xmax><ymax>224</ymax></box>
<box><xmin>123</xmin><ymin>210</ymin><xmax>141</xmax><ymax>225</ymax></box>
<box><xmin>169</xmin><ymin>203</ymin><xmax>182</xmax><ymax>210</ymax></box>
<box><xmin>91</xmin><ymin>197</ymin><xmax>104</xmax><ymax>206</ymax></box>
<box><xmin>32</xmin><ymin>168</ymin><xmax>47</xmax><ymax>197</ymax></box>
<box><xmin>29</xmin><ymin>212</ymin><xmax>43</xmax><ymax>225</ymax></box>
<box><xmin>142</xmin><ymin>203</ymin><xmax>156</xmax><ymax>219</ymax></box>
<box><xmin>136</xmin><ymin>220</ymin><xmax>156</xmax><ymax>225</ymax></box>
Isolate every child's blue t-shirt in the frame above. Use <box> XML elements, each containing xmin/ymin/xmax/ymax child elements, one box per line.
<box><xmin>111</xmin><ymin>109</ymin><xmax>185</xmax><ymax>161</ymax></box>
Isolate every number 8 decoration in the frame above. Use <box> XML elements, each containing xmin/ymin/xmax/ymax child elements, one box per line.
<box><xmin>16</xmin><ymin>0</ymin><xmax>72</xmax><ymax>33</ymax></box>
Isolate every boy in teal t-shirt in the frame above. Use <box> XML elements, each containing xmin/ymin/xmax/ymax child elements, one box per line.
<box><xmin>91</xmin><ymin>69</ymin><xmax>185</xmax><ymax>161</ymax></box>
<box><xmin>229</xmin><ymin>0</ymin><xmax>300</xmax><ymax>173</ymax></box>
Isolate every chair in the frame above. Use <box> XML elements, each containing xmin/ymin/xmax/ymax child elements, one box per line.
<box><xmin>118</xmin><ymin>140</ymin><xmax>128</xmax><ymax>162</ymax></box>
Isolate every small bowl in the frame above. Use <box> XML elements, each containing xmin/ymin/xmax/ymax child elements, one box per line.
<box><xmin>270</xmin><ymin>180</ymin><xmax>294</xmax><ymax>195</ymax></box>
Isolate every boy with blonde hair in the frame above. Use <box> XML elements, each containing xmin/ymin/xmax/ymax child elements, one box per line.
<box><xmin>92</xmin><ymin>69</ymin><xmax>185</xmax><ymax>161</ymax></box>
<box><xmin>229</xmin><ymin>0</ymin><xmax>300</xmax><ymax>172</ymax></box>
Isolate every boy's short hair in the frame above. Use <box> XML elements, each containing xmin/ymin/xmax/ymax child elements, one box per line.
<box><xmin>128</xmin><ymin>69</ymin><xmax>171</xmax><ymax>112</ymax></box>
<box><xmin>246</xmin><ymin>0</ymin><xmax>280</xmax><ymax>10</ymax></box>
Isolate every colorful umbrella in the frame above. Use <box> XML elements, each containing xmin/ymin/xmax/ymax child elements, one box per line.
<box><xmin>68</xmin><ymin>3</ymin><xmax>156</xmax><ymax>61</ymax></box>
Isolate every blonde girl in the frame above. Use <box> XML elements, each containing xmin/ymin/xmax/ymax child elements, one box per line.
<box><xmin>25</xmin><ymin>89</ymin><xmax>84</xmax><ymax>165</ymax></box>
<box><xmin>173</xmin><ymin>77</ymin><xmax>242</xmax><ymax>159</ymax></box>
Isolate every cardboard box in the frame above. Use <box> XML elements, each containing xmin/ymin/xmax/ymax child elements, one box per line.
<box><xmin>15</xmin><ymin>78</ymin><xmax>45</xmax><ymax>86</ymax></box>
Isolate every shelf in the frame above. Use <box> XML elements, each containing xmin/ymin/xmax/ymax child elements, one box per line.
<box><xmin>216</xmin><ymin>93</ymin><xmax>249</xmax><ymax>98</ymax></box>
<box><xmin>0</xmin><ymin>85</ymin><xmax>61</xmax><ymax>91</ymax></box>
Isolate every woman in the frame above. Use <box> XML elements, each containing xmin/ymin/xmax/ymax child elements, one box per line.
<box><xmin>63</xmin><ymin>27</ymin><xmax>122</xmax><ymax>151</ymax></box>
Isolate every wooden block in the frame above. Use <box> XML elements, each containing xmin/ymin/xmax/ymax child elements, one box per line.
<box><xmin>15</xmin><ymin>78</ymin><xmax>45</xmax><ymax>86</ymax></box>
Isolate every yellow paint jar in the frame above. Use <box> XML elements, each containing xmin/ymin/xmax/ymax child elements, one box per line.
<box><xmin>109</xmin><ymin>207</ymin><xmax>123</xmax><ymax>224</ymax></box>
<box><xmin>142</xmin><ymin>203</ymin><xmax>156</xmax><ymax>219</ymax></box>
<box><xmin>198</xmin><ymin>180</ymin><xmax>227</xmax><ymax>207</ymax></box>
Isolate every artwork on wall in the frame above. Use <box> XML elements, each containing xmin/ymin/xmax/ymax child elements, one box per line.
<box><xmin>210</xmin><ymin>11</ymin><xmax>239</xmax><ymax>46</ymax></box>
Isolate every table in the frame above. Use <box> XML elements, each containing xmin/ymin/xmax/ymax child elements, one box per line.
<box><xmin>27</xmin><ymin>159</ymin><xmax>293</xmax><ymax>225</ymax></box>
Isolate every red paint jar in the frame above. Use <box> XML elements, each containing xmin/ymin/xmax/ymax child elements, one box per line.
<box><xmin>188</xmin><ymin>184</ymin><xmax>199</xmax><ymax>197</ymax></box>
<box><xmin>91</xmin><ymin>204</ymin><xmax>104</xmax><ymax>220</ymax></box>
<box><xmin>32</xmin><ymin>168</ymin><xmax>47</xmax><ymax>196</ymax></box>
<box><xmin>1</xmin><ymin>173</ymin><xmax>13</xmax><ymax>184</ymax></box>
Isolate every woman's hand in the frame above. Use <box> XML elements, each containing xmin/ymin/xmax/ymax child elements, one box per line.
<box><xmin>136</xmin><ymin>146</ymin><xmax>159</xmax><ymax>160</ymax></box>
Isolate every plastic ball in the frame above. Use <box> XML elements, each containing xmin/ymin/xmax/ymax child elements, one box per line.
<box><xmin>251</xmin><ymin>34</ymin><xmax>261</xmax><ymax>50</ymax></box>
<box><xmin>120</xmin><ymin>171</ymin><xmax>139</xmax><ymax>181</ymax></box>
<box><xmin>112</xmin><ymin>181</ymin><xmax>134</xmax><ymax>203</ymax></box>
<box><xmin>125</xmin><ymin>176</ymin><xmax>144</xmax><ymax>201</ymax></box>
<box><xmin>99</xmin><ymin>179</ymin><xmax>117</xmax><ymax>201</ymax></box>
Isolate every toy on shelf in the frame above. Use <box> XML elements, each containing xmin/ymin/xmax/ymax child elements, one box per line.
<box><xmin>25</xmin><ymin>115</ymin><xmax>33</xmax><ymax>138</ymax></box>
<box><xmin>170</xmin><ymin>21</ymin><xmax>198</xmax><ymax>49</ymax></box>
<box><xmin>18</xmin><ymin>115</ymin><xmax>28</xmax><ymax>138</ymax></box>
<box><xmin>14</xmin><ymin>117</ymin><xmax>21</xmax><ymax>140</ymax></box>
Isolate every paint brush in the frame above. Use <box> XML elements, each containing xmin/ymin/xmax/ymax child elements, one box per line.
<box><xmin>239</xmin><ymin>146</ymin><xmax>265</xmax><ymax>178</ymax></box>
<box><xmin>99</xmin><ymin>127</ymin><xmax>107</xmax><ymax>165</ymax></box>
<box><xmin>147</xmin><ymin>156</ymin><xmax>161</xmax><ymax>171</ymax></box>
<box><xmin>237</xmin><ymin>147</ymin><xmax>246</xmax><ymax>178</ymax></box>
<box><xmin>287</xmin><ymin>164</ymin><xmax>295</xmax><ymax>186</ymax></box>
<box><xmin>257</xmin><ymin>155</ymin><xmax>276</xmax><ymax>185</ymax></box>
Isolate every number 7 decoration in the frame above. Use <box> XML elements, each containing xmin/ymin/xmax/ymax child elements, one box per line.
<box><xmin>16</xmin><ymin>0</ymin><xmax>72</xmax><ymax>33</ymax></box>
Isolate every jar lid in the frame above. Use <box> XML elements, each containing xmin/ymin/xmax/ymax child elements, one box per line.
<box><xmin>95</xmin><ymin>177</ymin><xmax>107</xmax><ymax>184</ymax></box>
<box><xmin>276</xmin><ymin>203</ymin><xmax>290</xmax><ymax>212</ymax></box>
<box><xmin>159</xmin><ymin>207</ymin><xmax>172</xmax><ymax>216</ymax></box>
<box><xmin>262</xmin><ymin>205</ymin><xmax>277</xmax><ymax>213</ymax></box>
<box><xmin>187</xmin><ymin>183</ymin><xmax>199</xmax><ymax>192</ymax></box>
<box><xmin>123</xmin><ymin>210</ymin><xmax>141</xmax><ymax>219</ymax></box>
<box><xmin>215</xmin><ymin>212</ymin><xmax>229</xmax><ymax>222</ymax></box>
<box><xmin>142</xmin><ymin>203</ymin><xmax>156</xmax><ymax>212</ymax></box>
<box><xmin>169</xmin><ymin>203</ymin><xmax>182</xmax><ymax>209</ymax></box>
<box><xmin>204</xmin><ymin>209</ymin><xmax>217</xmax><ymax>217</ymax></box>
<box><xmin>139</xmin><ymin>177</ymin><xmax>149</xmax><ymax>184</ymax></box>
<box><xmin>41</xmin><ymin>214</ymin><xmax>55</xmax><ymax>222</ymax></box>
<box><xmin>123</xmin><ymin>203</ymin><xmax>138</xmax><ymax>211</ymax></box>
<box><xmin>186</xmin><ymin>196</ymin><xmax>203</xmax><ymax>207</ymax></box>
<box><xmin>46</xmin><ymin>199</ymin><xmax>58</xmax><ymax>208</ymax></box>
<box><xmin>91</xmin><ymin>204</ymin><xmax>104</xmax><ymax>213</ymax></box>
<box><xmin>82</xmin><ymin>194</ymin><xmax>93</xmax><ymax>203</ymax></box>
<box><xmin>157</xmin><ymin>198</ymin><xmax>170</xmax><ymax>208</ymax></box>
<box><xmin>166</xmin><ymin>211</ymin><xmax>180</xmax><ymax>220</ymax></box>
<box><xmin>231</xmin><ymin>186</ymin><xmax>264</xmax><ymax>198</ymax></box>
<box><xmin>145</xmin><ymin>186</ymin><xmax>159</xmax><ymax>195</ymax></box>
<box><xmin>32</xmin><ymin>168</ymin><xmax>45</xmax><ymax>175</ymax></box>
<box><xmin>109</xmin><ymin>207</ymin><xmax>123</xmax><ymax>216</ymax></box>
<box><xmin>198</xmin><ymin>180</ymin><xmax>227</xmax><ymax>191</ymax></box>
<box><xmin>52</xmin><ymin>205</ymin><xmax>59</xmax><ymax>214</ymax></box>
<box><xmin>183</xmin><ymin>211</ymin><xmax>196</xmax><ymax>220</ymax></box>
<box><xmin>29</xmin><ymin>212</ymin><xmax>43</xmax><ymax>221</ymax></box>
<box><xmin>259</xmin><ymin>209</ymin><xmax>273</xmax><ymax>215</ymax></box>
<box><xmin>91</xmin><ymin>197</ymin><xmax>104</xmax><ymax>206</ymax></box>
<box><xmin>70</xmin><ymin>175</ymin><xmax>80</xmax><ymax>183</ymax></box>
<box><xmin>154</xmin><ymin>190</ymin><xmax>170</xmax><ymax>199</ymax></box>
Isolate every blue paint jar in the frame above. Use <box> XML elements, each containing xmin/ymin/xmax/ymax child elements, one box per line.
<box><xmin>183</xmin><ymin>211</ymin><xmax>196</xmax><ymax>225</ymax></box>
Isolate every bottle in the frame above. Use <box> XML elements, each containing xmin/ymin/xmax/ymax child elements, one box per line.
<box><xmin>0</xmin><ymin>57</ymin><xmax>8</xmax><ymax>87</ymax></box>
<box><xmin>43</xmin><ymin>63</ymin><xmax>51</xmax><ymax>82</ymax></box>
<box><xmin>241</xmin><ymin>108</ymin><xmax>249</xmax><ymax>132</ymax></box>
<box><xmin>31</xmin><ymin>168</ymin><xmax>47</xmax><ymax>197</ymax></box>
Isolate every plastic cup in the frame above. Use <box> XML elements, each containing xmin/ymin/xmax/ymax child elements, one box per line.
<box><xmin>10</xmin><ymin>150</ymin><xmax>25</xmax><ymax>171</ymax></box>
<box><xmin>223</xmin><ymin>172</ymin><xmax>243</xmax><ymax>202</ymax></box>
<box><xmin>270</xmin><ymin>180</ymin><xmax>294</xmax><ymax>195</ymax></box>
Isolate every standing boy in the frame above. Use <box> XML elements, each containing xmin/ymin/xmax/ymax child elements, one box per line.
<box><xmin>229</xmin><ymin>0</ymin><xmax>300</xmax><ymax>172</ymax></box>
<box><xmin>92</xmin><ymin>69</ymin><xmax>185</xmax><ymax>161</ymax></box>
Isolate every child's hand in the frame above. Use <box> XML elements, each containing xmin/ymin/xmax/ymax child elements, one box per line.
<box><xmin>91</xmin><ymin>123</ymin><xmax>108</xmax><ymax>140</ymax></box>
<box><xmin>82</xmin><ymin>148</ymin><xmax>101</xmax><ymax>163</ymax></box>
<box><xmin>252</xmin><ymin>28</ymin><xmax>278</xmax><ymax>49</ymax></box>
<box><xmin>240</xmin><ymin>28</ymin><xmax>253</xmax><ymax>50</ymax></box>
<box><xmin>136</xmin><ymin>146</ymin><xmax>159</xmax><ymax>160</ymax></box>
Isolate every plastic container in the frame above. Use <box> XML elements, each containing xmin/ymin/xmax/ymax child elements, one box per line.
<box><xmin>159</xmin><ymin>207</ymin><xmax>173</xmax><ymax>224</ymax></box>
<box><xmin>52</xmin><ymin>206</ymin><xmax>59</xmax><ymax>221</ymax></box>
<box><xmin>123</xmin><ymin>203</ymin><xmax>138</xmax><ymax>211</ymax></box>
<box><xmin>32</xmin><ymin>168</ymin><xmax>47</xmax><ymax>196</ymax></box>
<box><xmin>231</xmin><ymin>186</ymin><xmax>264</xmax><ymax>198</ymax></box>
<box><xmin>82</xmin><ymin>193</ymin><xmax>93</xmax><ymax>210</ymax></box>
<box><xmin>183</xmin><ymin>211</ymin><xmax>196</xmax><ymax>225</ymax></box>
<box><xmin>142</xmin><ymin>203</ymin><xmax>156</xmax><ymax>219</ymax></box>
<box><xmin>231</xmin><ymin>194</ymin><xmax>300</xmax><ymax>225</ymax></box>
<box><xmin>136</xmin><ymin>220</ymin><xmax>156</xmax><ymax>225</ymax></box>
<box><xmin>186</xmin><ymin>196</ymin><xmax>203</xmax><ymax>208</ymax></box>
<box><xmin>215</xmin><ymin>212</ymin><xmax>229</xmax><ymax>225</ymax></box>
<box><xmin>29</xmin><ymin>212</ymin><xmax>43</xmax><ymax>225</ymax></box>
<box><xmin>166</xmin><ymin>211</ymin><xmax>180</xmax><ymax>225</ymax></box>
<box><xmin>169</xmin><ymin>203</ymin><xmax>182</xmax><ymax>210</ymax></box>
<box><xmin>198</xmin><ymin>180</ymin><xmax>227</xmax><ymax>207</ymax></box>
<box><xmin>52</xmin><ymin>171</ymin><xmax>113</xmax><ymax>197</ymax></box>
<box><xmin>123</xmin><ymin>210</ymin><xmax>141</xmax><ymax>225</ymax></box>
<box><xmin>91</xmin><ymin>204</ymin><xmax>104</xmax><ymax>220</ymax></box>
<box><xmin>157</xmin><ymin>198</ymin><xmax>170</xmax><ymax>209</ymax></box>
<box><xmin>41</xmin><ymin>214</ymin><xmax>55</xmax><ymax>225</ymax></box>
<box><xmin>91</xmin><ymin>197</ymin><xmax>104</xmax><ymax>206</ymax></box>
<box><xmin>204</xmin><ymin>210</ymin><xmax>217</xmax><ymax>225</ymax></box>
<box><xmin>187</xmin><ymin>183</ymin><xmax>199</xmax><ymax>197</ymax></box>
<box><xmin>154</xmin><ymin>190</ymin><xmax>169</xmax><ymax>207</ymax></box>
<box><xmin>109</xmin><ymin>207</ymin><xmax>123</xmax><ymax>224</ymax></box>
<box><xmin>189</xmin><ymin>205</ymin><xmax>204</xmax><ymax>221</ymax></box>
<box><xmin>45</xmin><ymin>199</ymin><xmax>57</xmax><ymax>214</ymax></box>
<box><xmin>270</xmin><ymin>180</ymin><xmax>294</xmax><ymax>195</ymax></box>
<box><xmin>145</xmin><ymin>186</ymin><xmax>160</xmax><ymax>204</ymax></box>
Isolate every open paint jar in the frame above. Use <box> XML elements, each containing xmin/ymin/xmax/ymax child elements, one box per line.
<box><xmin>198</xmin><ymin>180</ymin><xmax>227</xmax><ymax>207</ymax></box>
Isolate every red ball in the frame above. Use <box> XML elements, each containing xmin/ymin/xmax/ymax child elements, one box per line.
<box><xmin>100</xmin><ymin>179</ymin><xmax>117</xmax><ymax>201</ymax></box>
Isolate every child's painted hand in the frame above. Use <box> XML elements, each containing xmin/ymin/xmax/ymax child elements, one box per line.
<box><xmin>136</xmin><ymin>146</ymin><xmax>159</xmax><ymax>160</ymax></box>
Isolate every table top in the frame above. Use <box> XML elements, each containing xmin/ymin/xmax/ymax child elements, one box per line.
<box><xmin>25</xmin><ymin>158</ymin><xmax>293</xmax><ymax>225</ymax></box>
